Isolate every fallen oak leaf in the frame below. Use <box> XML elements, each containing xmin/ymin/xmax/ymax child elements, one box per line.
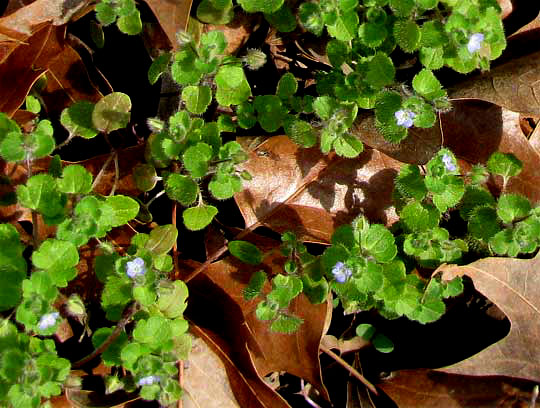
<box><xmin>448</xmin><ymin>50</ymin><xmax>540</xmax><ymax>116</ymax></box>
<box><xmin>235</xmin><ymin>135</ymin><xmax>401</xmax><ymax>244</ymax></box>
<box><xmin>184</xmin><ymin>233</ymin><xmax>331</xmax><ymax>401</ymax></box>
<box><xmin>187</xmin><ymin>324</ymin><xmax>292</xmax><ymax>408</ymax></box>
<box><xmin>436</xmin><ymin>253</ymin><xmax>540</xmax><ymax>382</ymax></box>
<box><xmin>379</xmin><ymin>368</ymin><xmax>537</xmax><ymax>407</ymax></box>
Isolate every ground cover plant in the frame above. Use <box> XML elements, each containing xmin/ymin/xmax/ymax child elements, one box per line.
<box><xmin>1</xmin><ymin>0</ymin><xmax>540</xmax><ymax>406</ymax></box>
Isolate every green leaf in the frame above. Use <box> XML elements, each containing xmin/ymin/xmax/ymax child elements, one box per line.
<box><xmin>229</xmin><ymin>240</ymin><xmax>263</xmax><ymax>265</ymax></box>
<box><xmin>373</xmin><ymin>333</ymin><xmax>394</xmax><ymax>353</ymax></box>
<box><xmin>313</xmin><ymin>96</ymin><xmax>337</xmax><ymax>121</ymax></box>
<box><xmin>182</xmin><ymin>143</ymin><xmax>213</xmax><ymax>178</ymax></box>
<box><xmin>92</xmin><ymin>92</ymin><xmax>131</xmax><ymax>133</ymax></box>
<box><xmin>215</xmin><ymin>65</ymin><xmax>251</xmax><ymax>106</ymax></box>
<box><xmin>93</xmin><ymin>328</ymin><xmax>128</xmax><ymax>367</ymax></box>
<box><xmin>237</xmin><ymin>102</ymin><xmax>257</xmax><ymax>129</ymax></box>
<box><xmin>237</xmin><ymin>0</ymin><xmax>283</xmax><ymax>13</ymax></box>
<box><xmin>486</xmin><ymin>152</ymin><xmax>523</xmax><ymax>179</ymax></box>
<box><xmin>327</xmin><ymin>12</ymin><xmax>359</xmax><ymax>42</ymax></box>
<box><xmin>145</xmin><ymin>224</ymin><xmax>178</xmax><ymax>255</ymax></box>
<box><xmin>400</xmin><ymin>201</ymin><xmax>440</xmax><ymax>232</ymax></box>
<box><xmin>298</xmin><ymin>2</ymin><xmax>323</xmax><ymax>36</ymax></box>
<box><xmin>244</xmin><ymin>270</ymin><xmax>267</xmax><ymax>300</ymax></box>
<box><xmin>57</xmin><ymin>165</ymin><xmax>93</xmax><ymax>194</ymax></box>
<box><xmin>102</xmin><ymin>195</ymin><xmax>140</xmax><ymax>227</ymax></box>
<box><xmin>0</xmin><ymin>131</ymin><xmax>24</xmax><ymax>161</ymax></box>
<box><xmin>362</xmin><ymin>224</ymin><xmax>397</xmax><ymax>263</ymax></box>
<box><xmin>133</xmin><ymin>315</ymin><xmax>172</xmax><ymax>349</ymax></box>
<box><xmin>326</xmin><ymin>40</ymin><xmax>349</xmax><ymax>68</ymax></box>
<box><xmin>271</xmin><ymin>314</ymin><xmax>303</xmax><ymax>333</ymax></box>
<box><xmin>394</xmin><ymin>164</ymin><xmax>427</xmax><ymax>201</ymax></box>
<box><xmin>157</xmin><ymin>280</ymin><xmax>188</xmax><ymax>318</ymax></box>
<box><xmin>182</xmin><ymin>85</ymin><xmax>212</xmax><ymax>114</ymax></box>
<box><xmin>284</xmin><ymin>118</ymin><xmax>317</xmax><ymax>148</ymax></box>
<box><xmin>412</xmin><ymin>69</ymin><xmax>445</xmax><ymax>101</ymax></box>
<box><xmin>389</xmin><ymin>0</ymin><xmax>414</xmax><ymax>17</ymax></box>
<box><xmin>374</xmin><ymin>91</ymin><xmax>401</xmax><ymax>123</ymax></box>
<box><xmin>442</xmin><ymin>277</ymin><xmax>463</xmax><ymax>298</ymax></box>
<box><xmin>265</xmin><ymin>4</ymin><xmax>297</xmax><ymax>33</ymax></box>
<box><xmin>197</xmin><ymin>0</ymin><xmax>234</xmax><ymax>24</ymax></box>
<box><xmin>366</xmin><ymin>53</ymin><xmax>395</xmax><ymax>88</ymax></box>
<box><xmin>133</xmin><ymin>163</ymin><xmax>158</xmax><ymax>192</ymax></box>
<box><xmin>496</xmin><ymin>194</ymin><xmax>531</xmax><ymax>224</ymax></box>
<box><xmin>276</xmin><ymin>72</ymin><xmax>298</xmax><ymax>99</ymax></box>
<box><xmin>333</xmin><ymin>134</ymin><xmax>364</xmax><ymax>158</ymax></box>
<box><xmin>489</xmin><ymin>229</ymin><xmax>519</xmax><ymax>256</ymax></box>
<box><xmin>356</xmin><ymin>323</ymin><xmax>375</xmax><ymax>340</ymax></box>
<box><xmin>28</xmin><ymin>120</ymin><xmax>55</xmax><ymax>159</ymax></box>
<box><xmin>358</xmin><ymin>22</ymin><xmax>388</xmax><ymax>48</ymax></box>
<box><xmin>25</xmin><ymin>95</ymin><xmax>41</xmax><ymax>114</ymax></box>
<box><xmin>183</xmin><ymin>204</ymin><xmax>218</xmax><ymax>231</ymax></box>
<box><xmin>209</xmin><ymin>173</ymin><xmax>242</xmax><ymax>199</ymax></box>
<box><xmin>117</xmin><ymin>9</ymin><xmax>142</xmax><ymax>35</ymax></box>
<box><xmin>468</xmin><ymin>206</ymin><xmax>500</xmax><ymax>241</ymax></box>
<box><xmin>254</xmin><ymin>95</ymin><xmax>286</xmax><ymax>132</ymax></box>
<box><xmin>171</xmin><ymin>48</ymin><xmax>203</xmax><ymax>85</ymax></box>
<box><xmin>16</xmin><ymin>173</ymin><xmax>66</xmax><ymax>221</ymax></box>
<box><xmin>133</xmin><ymin>286</ymin><xmax>156</xmax><ymax>306</ymax></box>
<box><xmin>419</xmin><ymin>47</ymin><xmax>444</xmax><ymax>69</ymax></box>
<box><xmin>393</xmin><ymin>20</ymin><xmax>421</xmax><ymax>53</ymax></box>
<box><xmin>148</xmin><ymin>53</ymin><xmax>171</xmax><ymax>85</ymax></box>
<box><xmin>60</xmin><ymin>101</ymin><xmax>99</xmax><ymax>139</ymax></box>
<box><xmin>95</xmin><ymin>2</ymin><xmax>117</xmax><ymax>25</ymax></box>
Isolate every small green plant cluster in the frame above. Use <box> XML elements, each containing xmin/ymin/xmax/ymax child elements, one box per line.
<box><xmin>143</xmin><ymin>30</ymin><xmax>254</xmax><ymax>231</ymax></box>
<box><xmin>95</xmin><ymin>0</ymin><xmax>142</xmax><ymax>35</ymax></box>
<box><xmin>233</xmin><ymin>148</ymin><xmax>538</xmax><ymax>332</ymax></box>
<box><xmin>0</xmin><ymin>95</ymin><xmax>190</xmax><ymax>406</ymax></box>
<box><xmin>191</xmin><ymin>0</ymin><xmax>505</xmax><ymax>150</ymax></box>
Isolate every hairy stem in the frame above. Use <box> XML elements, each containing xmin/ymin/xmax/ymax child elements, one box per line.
<box><xmin>72</xmin><ymin>302</ymin><xmax>139</xmax><ymax>369</ymax></box>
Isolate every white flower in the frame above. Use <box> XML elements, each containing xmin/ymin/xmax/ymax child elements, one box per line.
<box><xmin>126</xmin><ymin>257</ymin><xmax>146</xmax><ymax>279</ymax></box>
<box><xmin>38</xmin><ymin>312</ymin><xmax>60</xmax><ymax>331</ymax></box>
<box><xmin>467</xmin><ymin>33</ymin><xmax>484</xmax><ymax>54</ymax></box>
<box><xmin>138</xmin><ymin>375</ymin><xmax>161</xmax><ymax>386</ymax></box>
<box><xmin>395</xmin><ymin>109</ymin><xmax>416</xmax><ymax>128</ymax></box>
<box><xmin>442</xmin><ymin>153</ymin><xmax>457</xmax><ymax>171</ymax></box>
<box><xmin>332</xmin><ymin>262</ymin><xmax>352</xmax><ymax>283</ymax></box>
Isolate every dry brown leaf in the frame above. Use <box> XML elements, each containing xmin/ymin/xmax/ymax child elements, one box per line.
<box><xmin>448</xmin><ymin>51</ymin><xmax>540</xmax><ymax>116</ymax></box>
<box><xmin>442</xmin><ymin>100</ymin><xmax>540</xmax><ymax>203</ymax></box>
<box><xmin>186</xmin><ymin>325</ymin><xmax>291</xmax><ymax>408</ymax></box>
<box><xmin>0</xmin><ymin>24</ymin><xmax>63</xmax><ymax>116</ymax></box>
<box><xmin>40</xmin><ymin>43</ymin><xmax>103</xmax><ymax>117</ymax></box>
<box><xmin>321</xmin><ymin>334</ymin><xmax>369</xmax><ymax>355</ymax></box>
<box><xmin>143</xmin><ymin>0</ymin><xmax>192</xmax><ymax>50</ymax></box>
<box><xmin>0</xmin><ymin>0</ymin><xmax>90</xmax><ymax>54</ymax></box>
<box><xmin>235</xmin><ymin>135</ymin><xmax>400</xmax><ymax>244</ymax></box>
<box><xmin>436</xmin><ymin>253</ymin><xmax>540</xmax><ymax>381</ymax></box>
<box><xmin>352</xmin><ymin>112</ymin><xmax>442</xmax><ymax>164</ymax></box>
<box><xmin>379</xmin><ymin>369</ymin><xmax>535</xmax><ymax>407</ymax></box>
<box><xmin>186</xmin><ymin>233</ymin><xmax>331</xmax><ymax>401</ymax></box>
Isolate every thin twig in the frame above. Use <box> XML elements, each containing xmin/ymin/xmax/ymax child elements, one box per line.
<box><xmin>55</xmin><ymin>133</ymin><xmax>75</xmax><ymax>151</ymax></box>
<box><xmin>147</xmin><ymin>190</ymin><xmax>166</xmax><ymax>207</ymax></box>
<box><xmin>177</xmin><ymin>360</ymin><xmax>184</xmax><ymax>408</ymax></box>
<box><xmin>72</xmin><ymin>302</ymin><xmax>139</xmax><ymax>369</ymax></box>
<box><xmin>531</xmin><ymin>385</ymin><xmax>539</xmax><ymax>408</ymax></box>
<box><xmin>91</xmin><ymin>152</ymin><xmax>115</xmax><ymax>191</ymax></box>
<box><xmin>320</xmin><ymin>344</ymin><xmax>378</xmax><ymax>395</ymax></box>
<box><xmin>109</xmin><ymin>152</ymin><xmax>119</xmax><ymax>196</ymax></box>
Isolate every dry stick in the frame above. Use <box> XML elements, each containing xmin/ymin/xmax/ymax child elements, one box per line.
<box><xmin>110</xmin><ymin>152</ymin><xmax>120</xmax><ymax>196</ymax></box>
<box><xmin>91</xmin><ymin>151</ymin><xmax>115</xmax><ymax>191</ymax></box>
<box><xmin>72</xmin><ymin>302</ymin><xmax>139</xmax><ymax>369</ymax></box>
<box><xmin>183</xmin><ymin>151</ymin><xmax>336</xmax><ymax>283</ymax></box>
<box><xmin>319</xmin><ymin>344</ymin><xmax>378</xmax><ymax>396</ymax></box>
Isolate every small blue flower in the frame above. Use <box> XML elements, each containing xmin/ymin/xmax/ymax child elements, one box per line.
<box><xmin>126</xmin><ymin>257</ymin><xmax>146</xmax><ymax>279</ymax></box>
<box><xmin>332</xmin><ymin>262</ymin><xmax>352</xmax><ymax>283</ymax></box>
<box><xmin>138</xmin><ymin>375</ymin><xmax>161</xmax><ymax>386</ymax></box>
<box><xmin>394</xmin><ymin>109</ymin><xmax>416</xmax><ymax>128</ymax></box>
<box><xmin>467</xmin><ymin>33</ymin><xmax>484</xmax><ymax>54</ymax></box>
<box><xmin>38</xmin><ymin>312</ymin><xmax>60</xmax><ymax>331</ymax></box>
<box><xmin>442</xmin><ymin>153</ymin><xmax>457</xmax><ymax>172</ymax></box>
